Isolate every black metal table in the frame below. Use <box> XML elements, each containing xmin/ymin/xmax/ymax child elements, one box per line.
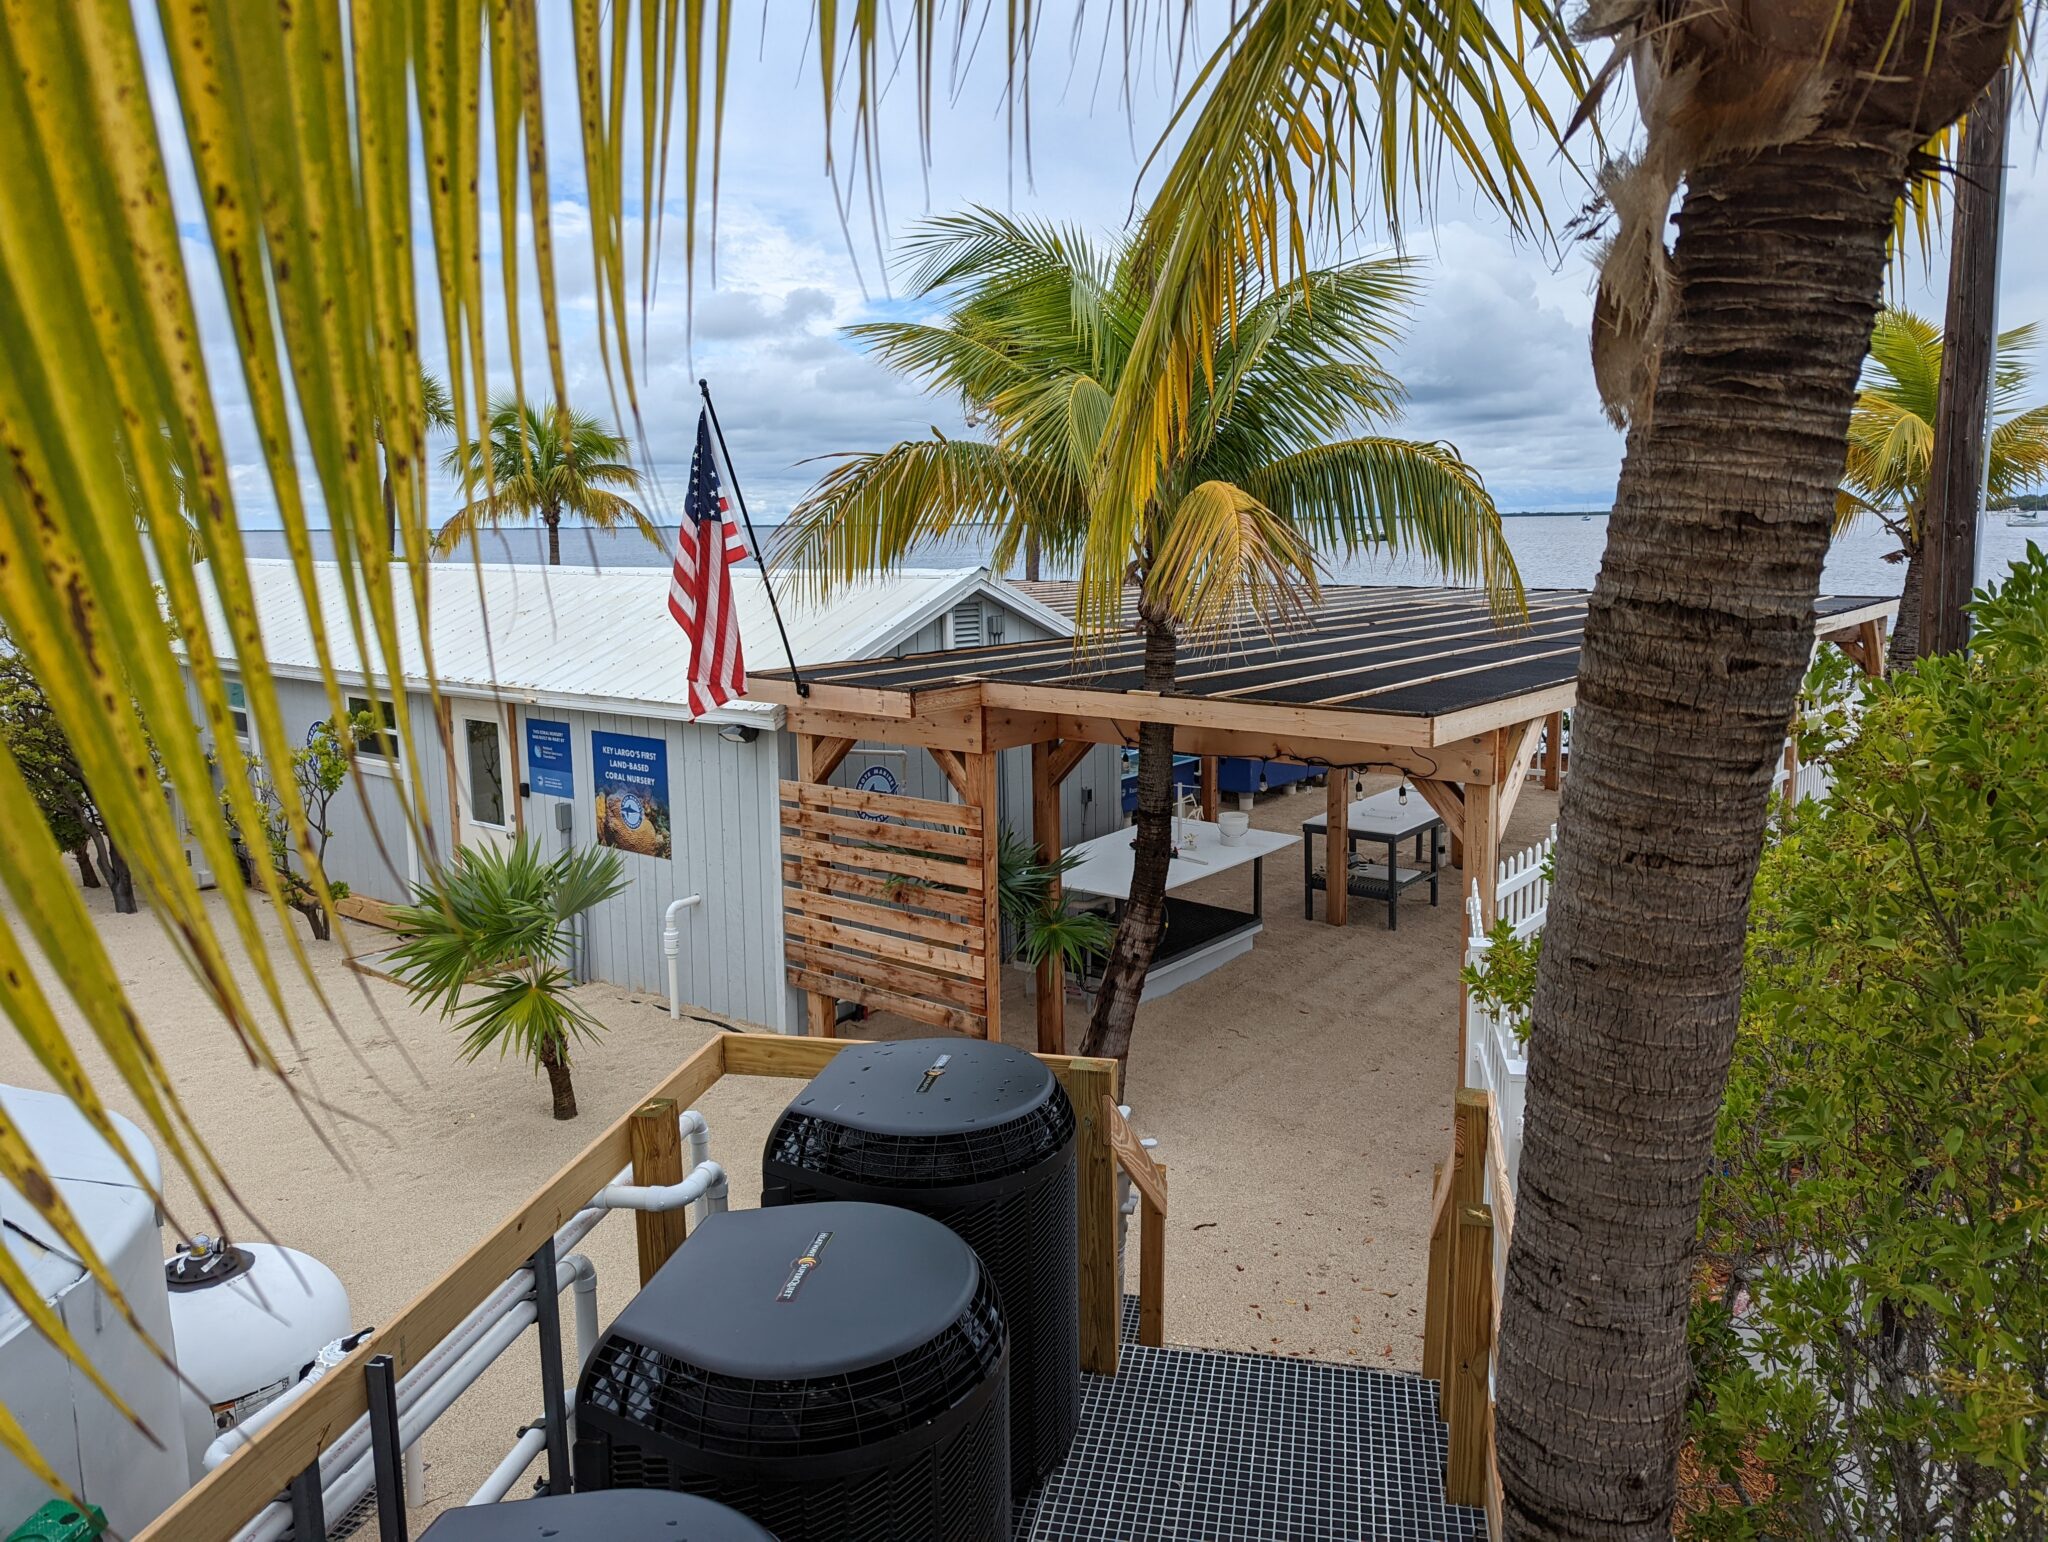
<box><xmin>1302</xmin><ymin>789</ymin><xmax>1443</xmax><ymax>930</ymax></box>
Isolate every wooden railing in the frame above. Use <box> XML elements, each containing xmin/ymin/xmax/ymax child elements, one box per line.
<box><xmin>1424</xmin><ymin>1088</ymin><xmax>1507</xmax><ymax>1533</ymax></box>
<box><xmin>1103</xmin><ymin>1099</ymin><xmax>1168</xmax><ymax>1348</ymax></box>
<box><xmin>780</xmin><ymin>780</ymin><xmax>992</xmax><ymax>1037</ymax></box>
<box><xmin>141</xmin><ymin>1032</ymin><xmax>1121</xmax><ymax>1541</ymax></box>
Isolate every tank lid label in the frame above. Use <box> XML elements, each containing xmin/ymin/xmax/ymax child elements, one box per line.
<box><xmin>776</xmin><ymin>1230</ymin><xmax>834</xmax><ymax>1302</ymax></box>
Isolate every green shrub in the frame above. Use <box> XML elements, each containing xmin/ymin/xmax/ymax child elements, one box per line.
<box><xmin>1685</xmin><ymin>547</ymin><xmax>2048</xmax><ymax>1538</ymax></box>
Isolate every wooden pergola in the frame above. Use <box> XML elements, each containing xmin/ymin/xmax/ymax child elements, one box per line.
<box><xmin>754</xmin><ymin>586</ymin><xmax>1896</xmax><ymax>1056</ymax></box>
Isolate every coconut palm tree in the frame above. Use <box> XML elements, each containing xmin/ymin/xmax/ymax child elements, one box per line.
<box><xmin>436</xmin><ymin>398</ymin><xmax>658</xmax><ymax>565</ymax></box>
<box><xmin>381</xmin><ymin>368</ymin><xmax>455</xmax><ymax>554</ymax></box>
<box><xmin>385</xmin><ymin>839</ymin><xmax>627</xmax><ymax>1121</ymax></box>
<box><xmin>1841</xmin><ymin>308</ymin><xmax>2048</xmax><ymax>665</ymax></box>
<box><xmin>777</xmin><ymin>209</ymin><xmax>1522</xmax><ymax>1063</ymax></box>
<box><xmin>1107</xmin><ymin>4</ymin><xmax>2019</xmax><ymax>1535</ymax></box>
<box><xmin>0</xmin><ymin>0</ymin><xmax>1572</xmax><ymax>1491</ymax></box>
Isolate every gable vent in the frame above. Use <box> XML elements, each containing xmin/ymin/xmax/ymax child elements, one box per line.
<box><xmin>949</xmin><ymin>601</ymin><xmax>983</xmax><ymax>648</ymax></box>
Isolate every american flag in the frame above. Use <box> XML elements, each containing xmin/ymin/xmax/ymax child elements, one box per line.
<box><xmin>668</xmin><ymin>409</ymin><xmax>750</xmax><ymax>715</ymax></box>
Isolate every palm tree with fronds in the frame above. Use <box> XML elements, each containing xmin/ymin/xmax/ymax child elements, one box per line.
<box><xmin>436</xmin><ymin>398</ymin><xmax>657</xmax><ymax>565</ymax></box>
<box><xmin>381</xmin><ymin>369</ymin><xmax>455</xmax><ymax>554</ymax></box>
<box><xmin>777</xmin><ymin>208</ymin><xmax>1521</xmax><ymax>1065</ymax></box>
<box><xmin>1840</xmin><ymin>308</ymin><xmax>2048</xmax><ymax>665</ymax></box>
<box><xmin>385</xmin><ymin>838</ymin><xmax>627</xmax><ymax>1120</ymax></box>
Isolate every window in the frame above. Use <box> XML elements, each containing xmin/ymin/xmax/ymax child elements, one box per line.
<box><xmin>347</xmin><ymin>696</ymin><xmax>401</xmax><ymax>761</ymax></box>
<box><xmin>225</xmin><ymin>680</ymin><xmax>248</xmax><ymax>740</ymax></box>
<box><xmin>464</xmin><ymin>718</ymin><xmax>506</xmax><ymax>826</ymax></box>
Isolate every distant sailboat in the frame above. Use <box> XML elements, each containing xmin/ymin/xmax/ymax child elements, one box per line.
<box><xmin>2007</xmin><ymin>508</ymin><xmax>2044</xmax><ymax>528</ymax></box>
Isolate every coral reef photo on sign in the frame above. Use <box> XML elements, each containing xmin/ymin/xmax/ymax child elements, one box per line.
<box><xmin>591</xmin><ymin>729</ymin><xmax>670</xmax><ymax>859</ymax></box>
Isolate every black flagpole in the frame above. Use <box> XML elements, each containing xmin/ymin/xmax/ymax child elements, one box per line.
<box><xmin>699</xmin><ymin>378</ymin><xmax>807</xmax><ymax>697</ymax></box>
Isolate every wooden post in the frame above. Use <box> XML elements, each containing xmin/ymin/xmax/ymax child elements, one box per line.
<box><xmin>1324</xmin><ymin>768</ymin><xmax>1350</xmax><ymax>926</ymax></box>
<box><xmin>1858</xmin><ymin>617</ymin><xmax>1887</xmax><ymax>677</ymax></box>
<box><xmin>1782</xmin><ymin>736</ymin><xmax>1800</xmax><ymax>813</ymax></box>
<box><xmin>1464</xmin><ymin>765</ymin><xmax>1502</xmax><ymax>927</ymax></box>
<box><xmin>1139</xmin><ymin>1161</ymin><xmax>1167</xmax><ymax>1349</ymax></box>
<box><xmin>1443</xmin><ymin>1201</ymin><xmax>1496</xmax><ymax>1508</ymax></box>
<box><xmin>1068</xmin><ymin>1060</ymin><xmax>1120</xmax><ymax>1374</ymax></box>
<box><xmin>1031</xmin><ymin>740</ymin><xmax>1065</xmax><ymax>1054</ymax></box>
<box><xmin>792</xmin><ymin>733</ymin><xmax>838</xmax><ymax>1037</ymax></box>
<box><xmin>1423</xmin><ymin>1090</ymin><xmax>1488</xmax><ymax>1383</ymax></box>
<box><xmin>1542</xmin><ymin>710</ymin><xmax>1563</xmax><ymax>790</ymax></box>
<box><xmin>629</xmin><ymin>1099</ymin><xmax>688</xmax><ymax>1285</ymax></box>
<box><xmin>968</xmin><ymin>749</ymin><xmax>1003</xmax><ymax>1043</ymax></box>
<box><xmin>1199</xmin><ymin>755</ymin><xmax>1220</xmax><ymax>822</ymax></box>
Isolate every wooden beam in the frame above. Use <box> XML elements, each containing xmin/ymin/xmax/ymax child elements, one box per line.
<box><xmin>1857</xmin><ymin>617</ymin><xmax>1887</xmax><ymax>677</ymax></box>
<box><xmin>1324</xmin><ymin>770</ymin><xmax>1350</xmax><ymax>926</ymax></box>
<box><xmin>779</xmin><ymin>703</ymin><xmax>988</xmax><ymax>753</ymax></box>
<box><xmin>968</xmin><ymin>749</ymin><xmax>1002</xmax><ymax>1043</ymax></box>
<box><xmin>808</xmin><ymin>735</ymin><xmax>857</xmax><ymax>783</ymax></box>
<box><xmin>1048</xmin><ymin>736</ymin><xmax>1092</xmax><ymax>785</ymax></box>
<box><xmin>1542</xmin><ymin>711</ymin><xmax>1563</xmax><ymax>791</ymax></box>
<box><xmin>1444</xmin><ymin>1202</ymin><xmax>1497</xmax><ymax>1508</ymax></box>
<box><xmin>1199</xmin><ymin>755</ymin><xmax>1220</xmax><ymax>821</ymax></box>
<box><xmin>1067</xmin><ymin>1058</ymin><xmax>1121</xmax><ymax>1374</ymax></box>
<box><xmin>629</xmin><ymin>1099</ymin><xmax>687</xmax><ymax>1285</ymax></box>
<box><xmin>928</xmin><ymin>745</ymin><xmax>972</xmax><ymax>800</ymax></box>
<box><xmin>1463</xmin><ymin>774</ymin><xmax>1502</xmax><ymax>927</ymax></box>
<box><xmin>1013</xmin><ymin>713</ymin><xmax>1499</xmax><ymax>786</ymax></box>
<box><xmin>1493</xmin><ymin>718</ymin><xmax>1546</xmax><ymax>838</ymax></box>
<box><xmin>1032</xmin><ymin>741</ymin><xmax>1066</xmax><ymax>1054</ymax></box>
<box><xmin>1412</xmin><ymin>777</ymin><xmax>1466</xmax><ymax>867</ymax></box>
<box><xmin>1140</xmin><ymin>1163</ymin><xmax>1167</xmax><ymax>1349</ymax></box>
<box><xmin>1430</xmin><ymin>681</ymin><xmax>1577</xmax><ymax>748</ymax></box>
<box><xmin>505</xmin><ymin>703</ymin><xmax>524</xmax><ymax>836</ymax></box>
<box><xmin>981</xmin><ymin>679</ymin><xmax>1445</xmax><ymax>749</ymax></box>
<box><xmin>1423</xmin><ymin>1090</ymin><xmax>1489</xmax><ymax>1384</ymax></box>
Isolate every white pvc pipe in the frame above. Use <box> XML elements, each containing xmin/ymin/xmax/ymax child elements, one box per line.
<box><xmin>233</xmin><ymin>1248</ymin><xmax>600</xmax><ymax>1540</ymax></box>
<box><xmin>595</xmin><ymin>1158</ymin><xmax>727</xmax><ymax>1214</ymax></box>
<box><xmin>663</xmin><ymin>893</ymin><xmax>703</xmax><ymax>1019</ymax></box>
<box><xmin>466</xmin><ymin>1412</ymin><xmax>553</xmax><ymax>1507</ymax></box>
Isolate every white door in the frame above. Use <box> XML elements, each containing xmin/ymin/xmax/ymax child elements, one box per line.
<box><xmin>455</xmin><ymin>707</ymin><xmax>516</xmax><ymax>856</ymax></box>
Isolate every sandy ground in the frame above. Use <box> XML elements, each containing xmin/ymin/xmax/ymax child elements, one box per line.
<box><xmin>0</xmin><ymin>771</ymin><xmax>1555</xmax><ymax>1527</ymax></box>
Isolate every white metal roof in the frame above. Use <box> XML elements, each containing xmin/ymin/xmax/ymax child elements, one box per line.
<box><xmin>192</xmin><ymin>560</ymin><xmax>1071</xmax><ymax>723</ymax></box>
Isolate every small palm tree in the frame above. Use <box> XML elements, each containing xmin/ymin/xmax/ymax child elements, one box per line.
<box><xmin>385</xmin><ymin>839</ymin><xmax>627</xmax><ymax>1120</ymax></box>
<box><xmin>777</xmin><ymin>208</ymin><xmax>1520</xmax><ymax>1063</ymax></box>
<box><xmin>381</xmin><ymin>368</ymin><xmax>456</xmax><ymax>554</ymax></box>
<box><xmin>436</xmin><ymin>397</ymin><xmax>658</xmax><ymax>564</ymax></box>
<box><xmin>1841</xmin><ymin>308</ymin><xmax>2048</xmax><ymax>663</ymax></box>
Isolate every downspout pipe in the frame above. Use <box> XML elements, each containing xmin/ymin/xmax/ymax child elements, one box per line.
<box><xmin>664</xmin><ymin>894</ymin><xmax>703</xmax><ymax>1020</ymax></box>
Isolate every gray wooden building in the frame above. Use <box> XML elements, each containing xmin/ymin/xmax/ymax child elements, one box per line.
<box><xmin>188</xmin><ymin>560</ymin><xmax>1122</xmax><ymax>1032</ymax></box>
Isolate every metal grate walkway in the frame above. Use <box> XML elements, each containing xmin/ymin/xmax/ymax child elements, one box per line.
<box><xmin>1014</xmin><ymin>1298</ymin><xmax>1484</xmax><ymax>1542</ymax></box>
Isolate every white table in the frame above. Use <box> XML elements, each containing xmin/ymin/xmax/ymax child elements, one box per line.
<box><xmin>1301</xmin><ymin>788</ymin><xmax>1443</xmax><ymax>929</ymax></box>
<box><xmin>1062</xmin><ymin>818</ymin><xmax>1300</xmax><ymax>1002</ymax></box>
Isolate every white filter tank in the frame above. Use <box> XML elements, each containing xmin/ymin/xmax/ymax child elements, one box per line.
<box><xmin>0</xmin><ymin>1087</ymin><xmax>188</xmax><ymax>1536</ymax></box>
<box><xmin>164</xmin><ymin>1238</ymin><xmax>352</xmax><ymax>1483</ymax></box>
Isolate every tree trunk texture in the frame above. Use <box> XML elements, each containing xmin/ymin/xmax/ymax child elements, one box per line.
<box><xmin>545</xmin><ymin>509</ymin><xmax>561</xmax><ymax>566</ymax></box>
<box><xmin>1888</xmin><ymin>533</ymin><xmax>1924</xmax><ymax>669</ymax></box>
<box><xmin>1024</xmin><ymin>531</ymin><xmax>1042</xmax><ymax>583</ymax></box>
<box><xmin>1496</xmin><ymin>137</ymin><xmax>1920</xmax><ymax>1539</ymax></box>
<box><xmin>1078</xmin><ymin>614</ymin><xmax>1177</xmax><ymax>1066</ymax></box>
<box><xmin>538</xmin><ymin>1037</ymin><xmax>578</xmax><ymax>1119</ymax></box>
<box><xmin>102</xmin><ymin>839</ymin><xmax>137</xmax><ymax>915</ymax></box>
<box><xmin>72</xmin><ymin>843</ymin><xmax>100</xmax><ymax>888</ymax></box>
<box><xmin>1919</xmin><ymin>63</ymin><xmax>2012</xmax><ymax>658</ymax></box>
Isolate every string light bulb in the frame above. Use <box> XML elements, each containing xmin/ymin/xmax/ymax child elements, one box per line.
<box><xmin>1398</xmin><ymin>781</ymin><xmax>1410</xmax><ymax>805</ymax></box>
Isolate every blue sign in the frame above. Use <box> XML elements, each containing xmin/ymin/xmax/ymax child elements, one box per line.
<box><xmin>853</xmin><ymin>763</ymin><xmax>900</xmax><ymax>822</ymax></box>
<box><xmin>524</xmin><ymin>718</ymin><xmax>574</xmax><ymax>798</ymax></box>
<box><xmin>592</xmin><ymin>729</ymin><xmax>670</xmax><ymax>858</ymax></box>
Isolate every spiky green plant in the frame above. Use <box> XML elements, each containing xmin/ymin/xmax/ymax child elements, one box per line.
<box><xmin>436</xmin><ymin>397</ymin><xmax>656</xmax><ymax>565</ymax></box>
<box><xmin>386</xmin><ymin>840</ymin><xmax>627</xmax><ymax>1121</ymax></box>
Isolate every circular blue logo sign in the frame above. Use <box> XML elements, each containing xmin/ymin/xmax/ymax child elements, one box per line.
<box><xmin>854</xmin><ymin>764</ymin><xmax>900</xmax><ymax>822</ymax></box>
<box><xmin>620</xmin><ymin>793</ymin><xmax>645</xmax><ymax>829</ymax></box>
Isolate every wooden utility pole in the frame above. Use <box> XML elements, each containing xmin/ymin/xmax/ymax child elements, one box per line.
<box><xmin>1920</xmin><ymin>65</ymin><xmax>2012</xmax><ymax>657</ymax></box>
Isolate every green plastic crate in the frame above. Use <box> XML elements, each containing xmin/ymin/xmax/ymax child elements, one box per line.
<box><xmin>6</xmin><ymin>1500</ymin><xmax>106</xmax><ymax>1542</ymax></box>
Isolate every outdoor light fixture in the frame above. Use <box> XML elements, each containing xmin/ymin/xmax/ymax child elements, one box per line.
<box><xmin>716</xmin><ymin>722</ymin><xmax>760</xmax><ymax>744</ymax></box>
<box><xmin>1398</xmin><ymin>782</ymin><xmax>1410</xmax><ymax>805</ymax></box>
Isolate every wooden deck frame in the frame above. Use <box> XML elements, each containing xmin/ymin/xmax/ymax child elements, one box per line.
<box><xmin>140</xmin><ymin>1033</ymin><xmax>1123</xmax><ymax>1542</ymax></box>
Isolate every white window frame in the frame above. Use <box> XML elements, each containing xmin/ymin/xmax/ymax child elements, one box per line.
<box><xmin>346</xmin><ymin>694</ymin><xmax>403</xmax><ymax>778</ymax></box>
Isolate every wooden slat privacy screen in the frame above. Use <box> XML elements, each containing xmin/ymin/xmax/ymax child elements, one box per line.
<box><xmin>780</xmin><ymin>780</ymin><xmax>991</xmax><ymax>1037</ymax></box>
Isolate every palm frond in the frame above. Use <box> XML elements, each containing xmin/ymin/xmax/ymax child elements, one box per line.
<box><xmin>1144</xmin><ymin>481</ymin><xmax>1321</xmax><ymax>640</ymax></box>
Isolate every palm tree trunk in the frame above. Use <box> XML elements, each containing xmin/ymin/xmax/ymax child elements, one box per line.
<box><xmin>102</xmin><ymin>838</ymin><xmax>137</xmax><ymax>915</ymax></box>
<box><xmin>537</xmin><ymin>1035</ymin><xmax>577</xmax><ymax>1119</ymax></box>
<box><xmin>545</xmin><ymin>508</ymin><xmax>561</xmax><ymax>566</ymax></box>
<box><xmin>1025</xmin><ymin>530</ymin><xmax>1042</xmax><ymax>582</ymax></box>
<box><xmin>1496</xmin><ymin>132</ymin><xmax>1920</xmax><ymax>1539</ymax></box>
<box><xmin>1078</xmin><ymin>613</ymin><xmax>1176</xmax><ymax>1066</ymax></box>
<box><xmin>1889</xmin><ymin>534</ymin><xmax>1924</xmax><ymax>669</ymax></box>
<box><xmin>72</xmin><ymin>842</ymin><xmax>100</xmax><ymax>888</ymax></box>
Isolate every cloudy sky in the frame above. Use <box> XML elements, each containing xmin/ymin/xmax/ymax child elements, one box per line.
<box><xmin>151</xmin><ymin>5</ymin><xmax>2047</xmax><ymax>528</ymax></box>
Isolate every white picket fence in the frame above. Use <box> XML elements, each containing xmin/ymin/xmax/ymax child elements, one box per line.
<box><xmin>1463</xmin><ymin>826</ymin><xmax>1551</xmax><ymax>1198</ymax></box>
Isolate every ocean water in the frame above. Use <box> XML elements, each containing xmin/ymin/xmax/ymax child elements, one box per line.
<box><xmin>242</xmin><ymin>512</ymin><xmax>2046</xmax><ymax>602</ymax></box>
